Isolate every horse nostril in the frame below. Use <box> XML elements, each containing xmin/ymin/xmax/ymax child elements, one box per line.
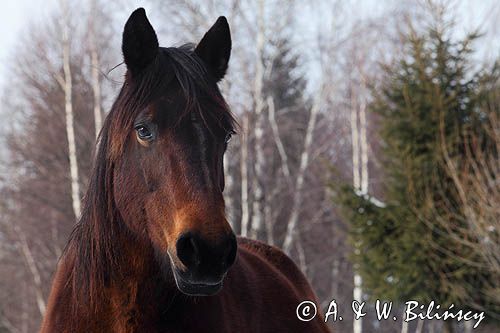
<box><xmin>176</xmin><ymin>232</ymin><xmax>237</xmax><ymax>272</ymax></box>
<box><xmin>176</xmin><ymin>233</ymin><xmax>200</xmax><ymax>268</ymax></box>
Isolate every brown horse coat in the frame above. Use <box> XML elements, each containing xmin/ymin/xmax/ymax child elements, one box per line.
<box><xmin>40</xmin><ymin>8</ymin><xmax>331</xmax><ymax>333</ymax></box>
<box><xmin>41</xmin><ymin>238</ymin><xmax>330</xmax><ymax>332</ymax></box>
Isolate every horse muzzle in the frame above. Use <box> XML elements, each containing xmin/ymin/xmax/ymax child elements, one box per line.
<box><xmin>173</xmin><ymin>271</ymin><xmax>224</xmax><ymax>296</ymax></box>
<box><xmin>171</xmin><ymin>231</ymin><xmax>237</xmax><ymax>296</ymax></box>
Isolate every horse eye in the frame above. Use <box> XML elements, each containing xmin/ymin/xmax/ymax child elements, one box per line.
<box><xmin>225</xmin><ymin>132</ymin><xmax>233</xmax><ymax>144</ymax></box>
<box><xmin>135</xmin><ymin>125</ymin><xmax>153</xmax><ymax>141</ymax></box>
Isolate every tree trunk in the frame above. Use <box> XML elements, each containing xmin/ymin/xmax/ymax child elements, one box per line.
<box><xmin>240</xmin><ymin>112</ymin><xmax>250</xmax><ymax>237</ymax></box>
<box><xmin>249</xmin><ymin>0</ymin><xmax>266</xmax><ymax>240</ymax></box>
<box><xmin>330</xmin><ymin>259</ymin><xmax>340</xmax><ymax>297</ymax></box>
<box><xmin>267</xmin><ymin>96</ymin><xmax>291</xmax><ymax>179</ymax></box>
<box><xmin>88</xmin><ymin>0</ymin><xmax>103</xmax><ymax>139</ymax></box>
<box><xmin>220</xmin><ymin>80</ymin><xmax>235</xmax><ymax>229</ymax></box>
<box><xmin>463</xmin><ymin>320</ymin><xmax>472</xmax><ymax>333</ymax></box>
<box><xmin>282</xmin><ymin>90</ymin><xmax>322</xmax><ymax>254</ymax></box>
<box><xmin>22</xmin><ymin>284</ymin><xmax>28</xmax><ymax>333</ymax></box>
<box><xmin>263</xmin><ymin>184</ymin><xmax>280</xmax><ymax>246</ymax></box>
<box><xmin>352</xmin><ymin>71</ymin><xmax>370</xmax><ymax>333</ymax></box>
<box><xmin>401</xmin><ymin>320</ymin><xmax>408</xmax><ymax>333</ymax></box>
<box><xmin>351</xmin><ymin>89</ymin><xmax>361</xmax><ymax>333</ymax></box>
<box><xmin>429</xmin><ymin>321</ymin><xmax>435</xmax><ymax>333</ymax></box>
<box><xmin>353</xmin><ymin>273</ymin><xmax>363</xmax><ymax>333</ymax></box>
<box><xmin>223</xmin><ymin>153</ymin><xmax>234</xmax><ymax>228</ymax></box>
<box><xmin>13</xmin><ymin>225</ymin><xmax>46</xmax><ymax>316</ymax></box>
<box><xmin>60</xmin><ymin>0</ymin><xmax>81</xmax><ymax>220</ymax></box>
<box><xmin>359</xmin><ymin>87</ymin><xmax>369</xmax><ymax>194</ymax></box>
<box><xmin>415</xmin><ymin>319</ymin><xmax>424</xmax><ymax>333</ymax></box>
<box><xmin>350</xmin><ymin>89</ymin><xmax>361</xmax><ymax>191</ymax></box>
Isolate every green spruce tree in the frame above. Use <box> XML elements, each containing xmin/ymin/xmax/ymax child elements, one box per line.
<box><xmin>333</xmin><ymin>24</ymin><xmax>499</xmax><ymax>332</ymax></box>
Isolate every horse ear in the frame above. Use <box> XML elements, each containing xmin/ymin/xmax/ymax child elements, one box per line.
<box><xmin>195</xmin><ymin>17</ymin><xmax>231</xmax><ymax>81</ymax></box>
<box><xmin>122</xmin><ymin>8</ymin><xmax>159</xmax><ymax>75</ymax></box>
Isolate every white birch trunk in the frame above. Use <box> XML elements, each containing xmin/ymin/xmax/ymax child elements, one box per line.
<box><xmin>401</xmin><ymin>319</ymin><xmax>408</xmax><ymax>333</ymax></box>
<box><xmin>22</xmin><ymin>285</ymin><xmax>28</xmax><ymax>333</ymax></box>
<box><xmin>263</xmin><ymin>201</ymin><xmax>274</xmax><ymax>245</ymax></box>
<box><xmin>415</xmin><ymin>319</ymin><xmax>424</xmax><ymax>333</ymax></box>
<box><xmin>89</xmin><ymin>0</ymin><xmax>103</xmax><ymax>139</ymax></box>
<box><xmin>263</xmin><ymin>184</ymin><xmax>280</xmax><ymax>246</ymax></box>
<box><xmin>267</xmin><ymin>96</ymin><xmax>291</xmax><ymax>179</ymax></box>
<box><xmin>282</xmin><ymin>90</ymin><xmax>322</xmax><ymax>254</ymax></box>
<box><xmin>220</xmin><ymin>80</ymin><xmax>234</xmax><ymax>228</ymax></box>
<box><xmin>330</xmin><ymin>258</ymin><xmax>340</xmax><ymax>297</ymax></box>
<box><xmin>13</xmin><ymin>225</ymin><xmax>46</xmax><ymax>316</ymax></box>
<box><xmin>464</xmin><ymin>321</ymin><xmax>473</xmax><ymax>333</ymax></box>
<box><xmin>1</xmin><ymin>316</ymin><xmax>18</xmax><ymax>333</ymax></box>
<box><xmin>350</xmin><ymin>88</ymin><xmax>361</xmax><ymax>191</ymax></box>
<box><xmin>359</xmin><ymin>93</ymin><xmax>369</xmax><ymax>195</ymax></box>
<box><xmin>263</xmin><ymin>96</ymin><xmax>288</xmax><ymax>245</ymax></box>
<box><xmin>249</xmin><ymin>0</ymin><xmax>266</xmax><ymax>240</ymax></box>
<box><xmin>223</xmin><ymin>153</ymin><xmax>234</xmax><ymax>228</ymax></box>
<box><xmin>429</xmin><ymin>321</ymin><xmax>435</xmax><ymax>333</ymax></box>
<box><xmin>351</xmin><ymin>80</ymin><xmax>364</xmax><ymax>333</ymax></box>
<box><xmin>353</xmin><ymin>273</ymin><xmax>363</xmax><ymax>333</ymax></box>
<box><xmin>50</xmin><ymin>212</ymin><xmax>62</xmax><ymax>258</ymax></box>
<box><xmin>60</xmin><ymin>0</ymin><xmax>81</xmax><ymax>220</ymax></box>
<box><xmin>295</xmin><ymin>232</ymin><xmax>308</xmax><ymax>275</ymax></box>
<box><xmin>240</xmin><ymin>113</ymin><xmax>250</xmax><ymax>237</ymax></box>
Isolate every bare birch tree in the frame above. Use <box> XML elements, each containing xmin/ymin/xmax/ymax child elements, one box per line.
<box><xmin>249</xmin><ymin>0</ymin><xmax>266</xmax><ymax>239</ymax></box>
<box><xmin>351</xmin><ymin>63</ymin><xmax>369</xmax><ymax>333</ymax></box>
<box><xmin>0</xmin><ymin>2</ymin><xmax>118</xmax><ymax>330</ymax></box>
<box><xmin>56</xmin><ymin>0</ymin><xmax>81</xmax><ymax>220</ymax></box>
<box><xmin>240</xmin><ymin>114</ymin><xmax>250</xmax><ymax>236</ymax></box>
<box><xmin>282</xmin><ymin>89</ymin><xmax>323</xmax><ymax>254</ymax></box>
<box><xmin>88</xmin><ymin>0</ymin><xmax>103</xmax><ymax>139</ymax></box>
<box><xmin>11</xmin><ymin>225</ymin><xmax>46</xmax><ymax>317</ymax></box>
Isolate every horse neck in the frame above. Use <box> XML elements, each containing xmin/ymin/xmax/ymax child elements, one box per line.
<box><xmin>69</xmin><ymin>215</ymin><xmax>179</xmax><ymax>320</ymax></box>
<box><xmin>105</xmin><ymin>223</ymin><xmax>181</xmax><ymax>328</ymax></box>
<box><xmin>105</xmin><ymin>220</ymin><xmax>178</xmax><ymax>302</ymax></box>
<box><xmin>42</xmin><ymin>226</ymin><xmax>177</xmax><ymax>332</ymax></box>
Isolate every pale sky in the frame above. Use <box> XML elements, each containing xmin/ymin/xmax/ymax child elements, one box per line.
<box><xmin>0</xmin><ymin>1</ymin><xmax>56</xmax><ymax>85</ymax></box>
<box><xmin>0</xmin><ymin>0</ymin><xmax>498</xmax><ymax>89</ymax></box>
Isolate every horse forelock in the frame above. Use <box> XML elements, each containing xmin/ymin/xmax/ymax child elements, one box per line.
<box><xmin>107</xmin><ymin>44</ymin><xmax>236</xmax><ymax>160</ymax></box>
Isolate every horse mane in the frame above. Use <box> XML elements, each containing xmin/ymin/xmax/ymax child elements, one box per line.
<box><xmin>62</xmin><ymin>44</ymin><xmax>236</xmax><ymax>318</ymax></box>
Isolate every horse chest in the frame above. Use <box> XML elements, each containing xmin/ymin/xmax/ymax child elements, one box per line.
<box><xmin>126</xmin><ymin>296</ymin><xmax>247</xmax><ymax>333</ymax></box>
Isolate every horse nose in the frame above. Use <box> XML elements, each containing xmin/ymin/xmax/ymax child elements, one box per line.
<box><xmin>176</xmin><ymin>232</ymin><xmax>237</xmax><ymax>272</ymax></box>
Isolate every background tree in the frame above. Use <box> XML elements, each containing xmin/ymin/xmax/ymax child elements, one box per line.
<box><xmin>0</xmin><ymin>1</ymin><xmax>498</xmax><ymax>332</ymax></box>
<box><xmin>334</xmin><ymin>18</ymin><xmax>499</xmax><ymax>333</ymax></box>
<box><xmin>0</xmin><ymin>2</ymin><xmax>117</xmax><ymax>331</ymax></box>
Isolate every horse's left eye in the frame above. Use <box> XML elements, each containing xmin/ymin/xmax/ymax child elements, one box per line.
<box><xmin>135</xmin><ymin>125</ymin><xmax>153</xmax><ymax>141</ymax></box>
<box><xmin>225</xmin><ymin>132</ymin><xmax>233</xmax><ymax>144</ymax></box>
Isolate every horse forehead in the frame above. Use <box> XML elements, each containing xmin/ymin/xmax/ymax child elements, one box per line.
<box><xmin>146</xmin><ymin>91</ymin><xmax>187</xmax><ymax>125</ymax></box>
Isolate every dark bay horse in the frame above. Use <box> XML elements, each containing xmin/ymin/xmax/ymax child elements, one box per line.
<box><xmin>41</xmin><ymin>8</ymin><xmax>330</xmax><ymax>333</ymax></box>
